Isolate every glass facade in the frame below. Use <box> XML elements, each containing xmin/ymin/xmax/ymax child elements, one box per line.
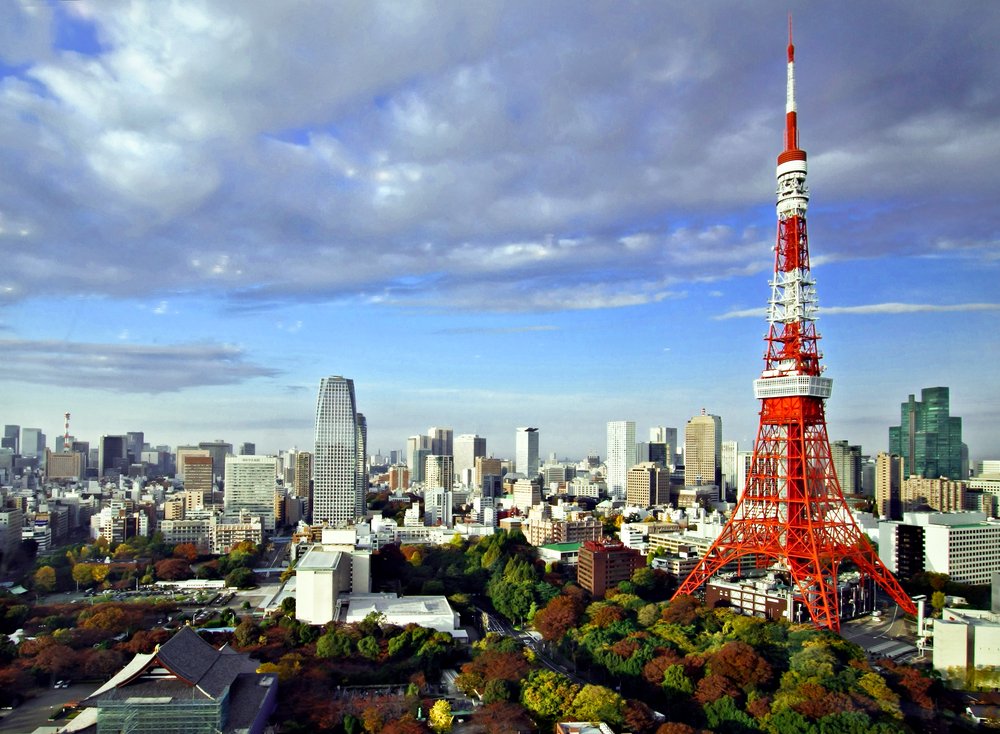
<box><xmin>313</xmin><ymin>376</ymin><xmax>362</xmax><ymax>526</ymax></box>
<box><xmin>888</xmin><ymin>386</ymin><xmax>963</xmax><ymax>480</ymax></box>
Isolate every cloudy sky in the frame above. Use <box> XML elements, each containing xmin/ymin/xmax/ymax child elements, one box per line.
<box><xmin>1</xmin><ymin>1</ymin><xmax>998</xmax><ymax>462</ymax></box>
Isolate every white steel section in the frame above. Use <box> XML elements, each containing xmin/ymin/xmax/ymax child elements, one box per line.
<box><xmin>776</xmin><ymin>169</ymin><xmax>809</xmax><ymax>217</ymax></box>
<box><xmin>754</xmin><ymin>375</ymin><xmax>833</xmax><ymax>399</ymax></box>
<box><xmin>767</xmin><ymin>269</ymin><xmax>818</xmax><ymax>325</ymax></box>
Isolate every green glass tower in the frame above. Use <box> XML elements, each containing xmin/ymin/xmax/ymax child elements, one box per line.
<box><xmin>888</xmin><ymin>386</ymin><xmax>963</xmax><ymax>479</ymax></box>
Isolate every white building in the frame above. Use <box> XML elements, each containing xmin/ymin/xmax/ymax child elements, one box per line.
<box><xmin>314</xmin><ymin>376</ymin><xmax>365</xmax><ymax>527</ymax></box>
<box><xmin>344</xmin><ymin>593</ymin><xmax>467</xmax><ymax>640</ymax></box>
<box><xmin>606</xmin><ymin>421</ymin><xmax>636</xmax><ymax>500</ymax></box>
<box><xmin>454</xmin><ymin>434</ymin><xmax>486</xmax><ymax>483</ymax></box>
<box><xmin>224</xmin><ymin>454</ymin><xmax>278</xmax><ymax>532</ymax></box>
<box><xmin>295</xmin><ymin>546</ymin><xmax>353</xmax><ymax>625</ymax></box>
<box><xmin>879</xmin><ymin>512</ymin><xmax>1000</xmax><ymax>586</ymax></box>
<box><xmin>933</xmin><ymin>608</ymin><xmax>1000</xmax><ymax>688</ymax></box>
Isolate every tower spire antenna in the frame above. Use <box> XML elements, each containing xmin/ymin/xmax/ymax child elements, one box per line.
<box><xmin>672</xmin><ymin>26</ymin><xmax>917</xmax><ymax>632</ymax></box>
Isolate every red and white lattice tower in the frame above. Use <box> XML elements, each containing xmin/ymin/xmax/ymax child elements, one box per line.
<box><xmin>673</xmin><ymin>23</ymin><xmax>916</xmax><ymax>632</ymax></box>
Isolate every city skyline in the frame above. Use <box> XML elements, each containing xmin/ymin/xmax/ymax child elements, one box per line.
<box><xmin>1</xmin><ymin>4</ymin><xmax>998</xmax><ymax>461</ymax></box>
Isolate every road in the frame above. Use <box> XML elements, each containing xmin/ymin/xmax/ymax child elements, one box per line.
<box><xmin>477</xmin><ymin>607</ymin><xmax>586</xmax><ymax>685</ymax></box>
<box><xmin>0</xmin><ymin>681</ymin><xmax>100</xmax><ymax>733</ymax></box>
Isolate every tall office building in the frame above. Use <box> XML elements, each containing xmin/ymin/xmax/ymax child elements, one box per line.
<box><xmin>606</xmin><ymin>421</ymin><xmax>637</xmax><ymax>498</ymax></box>
<box><xmin>21</xmin><ymin>427</ymin><xmax>45</xmax><ymax>458</ymax></box>
<box><xmin>126</xmin><ymin>432</ymin><xmax>145</xmax><ymax>463</ymax></box>
<box><xmin>98</xmin><ymin>435</ymin><xmax>128</xmax><ymax>478</ymax></box>
<box><xmin>721</xmin><ymin>440</ymin><xmax>738</xmax><ymax>497</ymax></box>
<box><xmin>650</xmin><ymin>426</ymin><xmax>679</xmax><ymax>465</ymax></box>
<box><xmin>2</xmin><ymin>425</ymin><xmax>18</xmax><ymax>453</ymax></box>
<box><xmin>199</xmin><ymin>440</ymin><xmax>234</xmax><ymax>483</ymax></box>
<box><xmin>889</xmin><ymin>386</ymin><xmax>963</xmax><ymax>480</ymax></box>
<box><xmin>684</xmin><ymin>411</ymin><xmax>722</xmax><ymax>487</ymax></box>
<box><xmin>176</xmin><ymin>447</ymin><xmax>211</xmax><ymax>480</ymax></box>
<box><xmin>428</xmin><ymin>427</ymin><xmax>453</xmax><ymax>457</ymax></box>
<box><xmin>515</xmin><ymin>427</ymin><xmax>540</xmax><ymax>477</ymax></box>
<box><xmin>406</xmin><ymin>434</ymin><xmax>433</xmax><ymax>483</ymax></box>
<box><xmin>314</xmin><ymin>376</ymin><xmax>364</xmax><ymax>527</ymax></box>
<box><xmin>224</xmin><ymin>454</ymin><xmax>278</xmax><ymax>531</ymax></box>
<box><xmin>454</xmin><ymin>434</ymin><xmax>486</xmax><ymax>482</ymax></box>
<box><xmin>875</xmin><ymin>452</ymin><xmax>904</xmax><ymax>520</ymax></box>
<box><xmin>239</xmin><ymin>442</ymin><xmax>256</xmax><ymax>456</ymax></box>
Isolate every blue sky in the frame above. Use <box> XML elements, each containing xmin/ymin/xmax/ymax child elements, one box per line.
<box><xmin>0</xmin><ymin>1</ymin><xmax>998</xmax><ymax>462</ymax></box>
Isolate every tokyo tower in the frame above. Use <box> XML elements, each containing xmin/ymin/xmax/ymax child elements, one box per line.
<box><xmin>673</xmin><ymin>24</ymin><xmax>916</xmax><ymax>632</ymax></box>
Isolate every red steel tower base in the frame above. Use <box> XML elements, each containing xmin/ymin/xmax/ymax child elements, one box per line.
<box><xmin>673</xmin><ymin>27</ymin><xmax>916</xmax><ymax>632</ymax></box>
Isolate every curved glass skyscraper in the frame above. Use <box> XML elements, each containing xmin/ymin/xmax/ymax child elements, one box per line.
<box><xmin>314</xmin><ymin>376</ymin><xmax>365</xmax><ymax>526</ymax></box>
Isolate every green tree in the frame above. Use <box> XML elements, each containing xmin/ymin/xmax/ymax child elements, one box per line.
<box><xmin>662</xmin><ymin>664</ymin><xmax>694</xmax><ymax>697</ymax></box>
<box><xmin>316</xmin><ymin>630</ymin><xmax>353</xmax><ymax>658</ymax></box>
<box><xmin>521</xmin><ymin>670</ymin><xmax>579</xmax><ymax>721</ymax></box>
<box><xmin>428</xmin><ymin>699</ymin><xmax>453</xmax><ymax>734</ymax></box>
<box><xmin>72</xmin><ymin>563</ymin><xmax>94</xmax><ymax>590</ymax></box>
<box><xmin>568</xmin><ymin>684</ymin><xmax>624</xmax><ymax>726</ymax></box>
<box><xmin>225</xmin><ymin>567</ymin><xmax>256</xmax><ymax>588</ymax></box>
<box><xmin>34</xmin><ymin>565</ymin><xmax>57</xmax><ymax>594</ymax></box>
<box><xmin>358</xmin><ymin>635</ymin><xmax>381</xmax><ymax>660</ymax></box>
<box><xmin>931</xmin><ymin>591</ymin><xmax>946</xmax><ymax>615</ymax></box>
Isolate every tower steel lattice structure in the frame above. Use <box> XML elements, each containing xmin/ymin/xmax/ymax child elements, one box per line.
<box><xmin>673</xmin><ymin>25</ymin><xmax>916</xmax><ymax>632</ymax></box>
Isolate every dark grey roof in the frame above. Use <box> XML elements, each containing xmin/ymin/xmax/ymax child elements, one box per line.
<box><xmin>152</xmin><ymin>626</ymin><xmax>259</xmax><ymax>699</ymax></box>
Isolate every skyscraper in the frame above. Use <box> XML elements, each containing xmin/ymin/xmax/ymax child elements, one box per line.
<box><xmin>406</xmin><ymin>434</ymin><xmax>433</xmax><ymax>483</ymax></box>
<box><xmin>684</xmin><ymin>411</ymin><xmax>722</xmax><ymax>487</ymax></box>
<box><xmin>889</xmin><ymin>386</ymin><xmax>963</xmax><ymax>480</ymax></box>
<box><xmin>515</xmin><ymin>427</ymin><xmax>539</xmax><ymax>477</ymax></box>
<box><xmin>454</xmin><ymin>434</ymin><xmax>486</xmax><ymax>482</ymax></box>
<box><xmin>224</xmin><ymin>454</ymin><xmax>278</xmax><ymax>531</ymax></box>
<box><xmin>606</xmin><ymin>421</ymin><xmax>637</xmax><ymax>498</ymax></box>
<box><xmin>98</xmin><ymin>434</ymin><xmax>127</xmax><ymax>478</ymax></box>
<box><xmin>21</xmin><ymin>427</ymin><xmax>45</xmax><ymax>458</ymax></box>
<box><xmin>650</xmin><ymin>426</ymin><xmax>679</xmax><ymax>465</ymax></box>
<box><xmin>428</xmin><ymin>427</ymin><xmax>453</xmax><ymax>457</ymax></box>
<box><xmin>314</xmin><ymin>376</ymin><xmax>364</xmax><ymax>527</ymax></box>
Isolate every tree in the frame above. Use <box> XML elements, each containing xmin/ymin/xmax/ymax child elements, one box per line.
<box><xmin>34</xmin><ymin>565</ymin><xmax>56</xmax><ymax>594</ymax></box>
<box><xmin>72</xmin><ymin>563</ymin><xmax>94</xmax><ymax>590</ymax></box>
<box><xmin>173</xmin><ymin>543</ymin><xmax>199</xmax><ymax>562</ymax></box>
<box><xmin>568</xmin><ymin>684</ymin><xmax>624</xmax><ymax>726</ymax></box>
<box><xmin>521</xmin><ymin>669</ymin><xmax>579</xmax><ymax>721</ymax></box>
<box><xmin>316</xmin><ymin>629</ymin><xmax>353</xmax><ymax>658</ymax></box>
<box><xmin>358</xmin><ymin>635</ymin><xmax>381</xmax><ymax>660</ymax></box>
<box><xmin>428</xmin><ymin>699</ymin><xmax>453</xmax><ymax>734</ymax></box>
<box><xmin>472</xmin><ymin>702</ymin><xmax>535</xmax><ymax>734</ymax></box>
<box><xmin>709</xmin><ymin>640</ymin><xmax>773</xmax><ymax>688</ymax></box>
<box><xmin>155</xmin><ymin>558</ymin><xmax>193</xmax><ymax>581</ymax></box>
<box><xmin>931</xmin><ymin>591</ymin><xmax>946</xmax><ymax>615</ymax></box>
<box><xmin>533</xmin><ymin>594</ymin><xmax>583</xmax><ymax>642</ymax></box>
<box><xmin>226</xmin><ymin>567</ymin><xmax>256</xmax><ymax>588</ymax></box>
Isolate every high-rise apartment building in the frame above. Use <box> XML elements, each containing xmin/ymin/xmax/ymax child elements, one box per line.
<box><xmin>829</xmin><ymin>440</ymin><xmax>862</xmax><ymax>496</ymax></box>
<box><xmin>224</xmin><ymin>454</ymin><xmax>278</xmax><ymax>531</ymax></box>
<box><xmin>901</xmin><ymin>476</ymin><xmax>966</xmax><ymax>514</ymax></box>
<box><xmin>626</xmin><ymin>462</ymin><xmax>671</xmax><ymax>507</ymax></box>
<box><xmin>314</xmin><ymin>376</ymin><xmax>364</xmax><ymax>527</ymax></box>
<box><xmin>512</xmin><ymin>477</ymin><xmax>542</xmax><ymax>511</ymax></box>
<box><xmin>684</xmin><ymin>411</ymin><xmax>722</xmax><ymax>487</ymax></box>
<box><xmin>515</xmin><ymin>427</ymin><xmax>540</xmax><ymax>477</ymax></box>
<box><xmin>424</xmin><ymin>454</ymin><xmax>454</xmax><ymax>492</ymax></box>
<box><xmin>293</xmin><ymin>451</ymin><xmax>313</xmax><ymax>505</ymax></box>
<box><xmin>889</xmin><ymin>386</ymin><xmax>964</xmax><ymax>480</ymax></box>
<box><xmin>875</xmin><ymin>452</ymin><xmax>904</xmax><ymax>520</ymax></box>
<box><xmin>606</xmin><ymin>421</ymin><xmax>637</xmax><ymax>498</ymax></box>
